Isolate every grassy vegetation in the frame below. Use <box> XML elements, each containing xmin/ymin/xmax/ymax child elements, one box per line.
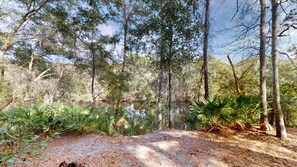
<box><xmin>0</xmin><ymin>103</ymin><xmax>160</xmax><ymax>165</ymax></box>
<box><xmin>0</xmin><ymin>94</ymin><xmax>296</xmax><ymax>165</ymax></box>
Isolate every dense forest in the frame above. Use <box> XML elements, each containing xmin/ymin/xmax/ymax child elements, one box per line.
<box><xmin>0</xmin><ymin>0</ymin><xmax>297</xmax><ymax>166</ymax></box>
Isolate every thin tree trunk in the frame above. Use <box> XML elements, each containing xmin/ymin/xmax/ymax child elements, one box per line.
<box><xmin>227</xmin><ymin>55</ymin><xmax>241</xmax><ymax>94</ymax></box>
<box><xmin>29</xmin><ymin>55</ymin><xmax>35</xmax><ymax>71</ymax></box>
<box><xmin>117</xmin><ymin>0</ymin><xmax>131</xmax><ymax>117</ymax></box>
<box><xmin>271</xmin><ymin>0</ymin><xmax>287</xmax><ymax>140</ymax></box>
<box><xmin>122</xmin><ymin>0</ymin><xmax>129</xmax><ymax>72</ymax></box>
<box><xmin>168</xmin><ymin>19</ymin><xmax>173</xmax><ymax>129</ymax></box>
<box><xmin>197</xmin><ymin>65</ymin><xmax>204</xmax><ymax>101</ymax></box>
<box><xmin>157</xmin><ymin>0</ymin><xmax>165</xmax><ymax>129</ymax></box>
<box><xmin>259</xmin><ymin>0</ymin><xmax>270</xmax><ymax>130</ymax></box>
<box><xmin>91</xmin><ymin>44</ymin><xmax>96</xmax><ymax>111</ymax></box>
<box><xmin>168</xmin><ymin>54</ymin><xmax>172</xmax><ymax>129</ymax></box>
<box><xmin>203</xmin><ymin>0</ymin><xmax>210</xmax><ymax>99</ymax></box>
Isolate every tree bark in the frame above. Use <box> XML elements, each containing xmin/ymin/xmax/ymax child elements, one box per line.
<box><xmin>259</xmin><ymin>0</ymin><xmax>270</xmax><ymax>130</ymax></box>
<box><xmin>203</xmin><ymin>0</ymin><xmax>210</xmax><ymax>99</ymax></box>
<box><xmin>227</xmin><ymin>55</ymin><xmax>241</xmax><ymax>94</ymax></box>
<box><xmin>271</xmin><ymin>0</ymin><xmax>287</xmax><ymax>140</ymax></box>
<box><xmin>168</xmin><ymin>52</ymin><xmax>173</xmax><ymax>129</ymax></box>
<box><xmin>168</xmin><ymin>18</ymin><xmax>173</xmax><ymax>129</ymax></box>
<box><xmin>91</xmin><ymin>44</ymin><xmax>96</xmax><ymax>111</ymax></box>
<box><xmin>157</xmin><ymin>0</ymin><xmax>166</xmax><ymax>129</ymax></box>
<box><xmin>121</xmin><ymin>0</ymin><xmax>132</xmax><ymax>72</ymax></box>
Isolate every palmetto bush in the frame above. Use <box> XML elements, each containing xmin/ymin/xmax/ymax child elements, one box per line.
<box><xmin>186</xmin><ymin>96</ymin><xmax>229</xmax><ymax>129</ymax></box>
<box><xmin>0</xmin><ymin>103</ymin><xmax>161</xmax><ymax>165</ymax></box>
<box><xmin>186</xmin><ymin>95</ymin><xmax>261</xmax><ymax>129</ymax></box>
<box><xmin>0</xmin><ymin>104</ymin><xmax>109</xmax><ymax>165</ymax></box>
<box><xmin>227</xmin><ymin>95</ymin><xmax>261</xmax><ymax>127</ymax></box>
<box><xmin>0</xmin><ymin>104</ymin><xmax>108</xmax><ymax>134</ymax></box>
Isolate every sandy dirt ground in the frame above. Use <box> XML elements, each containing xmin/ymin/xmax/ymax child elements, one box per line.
<box><xmin>29</xmin><ymin>128</ymin><xmax>297</xmax><ymax>167</ymax></box>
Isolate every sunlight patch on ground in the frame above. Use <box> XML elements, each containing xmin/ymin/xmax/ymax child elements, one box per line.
<box><xmin>150</xmin><ymin>141</ymin><xmax>181</xmax><ymax>152</ymax></box>
<box><xmin>126</xmin><ymin>145</ymin><xmax>178</xmax><ymax>167</ymax></box>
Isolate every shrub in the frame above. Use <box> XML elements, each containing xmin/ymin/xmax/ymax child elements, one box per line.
<box><xmin>185</xmin><ymin>96</ymin><xmax>229</xmax><ymax>129</ymax></box>
<box><xmin>0</xmin><ymin>104</ymin><xmax>106</xmax><ymax>166</ymax></box>
<box><xmin>185</xmin><ymin>95</ymin><xmax>261</xmax><ymax>129</ymax></box>
<box><xmin>227</xmin><ymin>95</ymin><xmax>261</xmax><ymax>127</ymax></box>
<box><xmin>0</xmin><ymin>103</ymin><xmax>161</xmax><ymax>165</ymax></box>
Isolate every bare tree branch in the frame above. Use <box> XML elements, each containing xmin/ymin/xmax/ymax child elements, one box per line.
<box><xmin>34</xmin><ymin>68</ymin><xmax>51</xmax><ymax>81</ymax></box>
<box><xmin>230</xmin><ymin>0</ymin><xmax>239</xmax><ymax>21</ymax></box>
<box><xmin>278</xmin><ymin>51</ymin><xmax>297</xmax><ymax>70</ymax></box>
<box><xmin>227</xmin><ymin>55</ymin><xmax>241</xmax><ymax>94</ymax></box>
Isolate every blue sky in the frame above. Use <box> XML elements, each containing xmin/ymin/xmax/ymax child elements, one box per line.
<box><xmin>209</xmin><ymin>0</ymin><xmax>239</xmax><ymax>60</ymax></box>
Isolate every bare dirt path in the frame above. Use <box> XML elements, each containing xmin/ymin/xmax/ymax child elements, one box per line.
<box><xmin>32</xmin><ymin>128</ymin><xmax>297</xmax><ymax>167</ymax></box>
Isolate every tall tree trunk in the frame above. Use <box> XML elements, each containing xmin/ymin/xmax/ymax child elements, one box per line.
<box><xmin>259</xmin><ymin>0</ymin><xmax>270</xmax><ymax>130</ymax></box>
<box><xmin>168</xmin><ymin>53</ymin><xmax>172</xmax><ymax>129</ymax></box>
<box><xmin>157</xmin><ymin>0</ymin><xmax>165</xmax><ymax>129</ymax></box>
<box><xmin>203</xmin><ymin>0</ymin><xmax>210</xmax><ymax>99</ymax></box>
<box><xmin>117</xmin><ymin>0</ymin><xmax>131</xmax><ymax>117</ymax></box>
<box><xmin>122</xmin><ymin>0</ymin><xmax>129</xmax><ymax>72</ymax></box>
<box><xmin>227</xmin><ymin>55</ymin><xmax>241</xmax><ymax>94</ymax></box>
<box><xmin>271</xmin><ymin>0</ymin><xmax>287</xmax><ymax>140</ymax></box>
<box><xmin>91</xmin><ymin>44</ymin><xmax>96</xmax><ymax>111</ymax></box>
<box><xmin>168</xmin><ymin>18</ymin><xmax>173</xmax><ymax>129</ymax></box>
